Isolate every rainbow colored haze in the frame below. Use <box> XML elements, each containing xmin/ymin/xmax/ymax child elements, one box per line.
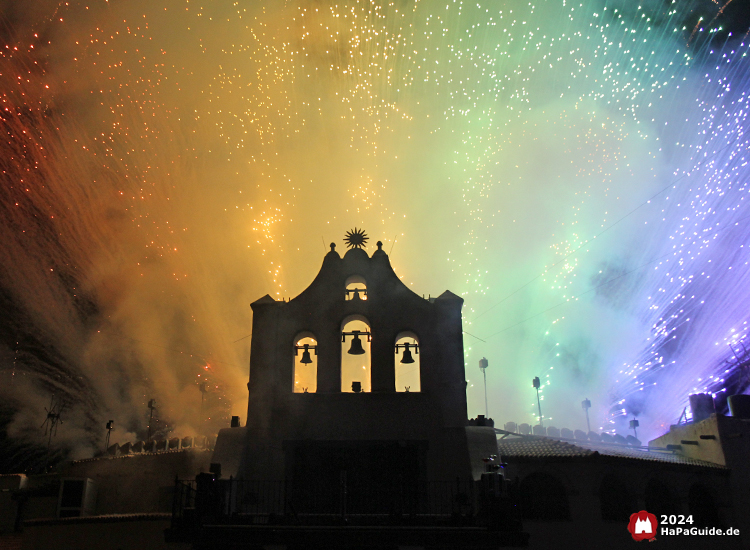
<box><xmin>1</xmin><ymin>0</ymin><xmax>750</xmax><ymax>466</ymax></box>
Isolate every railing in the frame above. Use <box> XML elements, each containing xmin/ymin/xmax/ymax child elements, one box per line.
<box><xmin>172</xmin><ymin>477</ymin><xmax>480</xmax><ymax>528</ymax></box>
<box><xmin>171</xmin><ymin>476</ymin><xmax>197</xmax><ymax>523</ymax></box>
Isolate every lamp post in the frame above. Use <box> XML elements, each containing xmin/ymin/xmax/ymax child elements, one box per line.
<box><xmin>146</xmin><ymin>399</ymin><xmax>157</xmax><ymax>442</ymax></box>
<box><xmin>479</xmin><ymin>358</ymin><xmax>489</xmax><ymax>417</ymax></box>
<box><xmin>582</xmin><ymin>398</ymin><xmax>592</xmax><ymax>433</ymax></box>
<box><xmin>533</xmin><ymin>376</ymin><xmax>543</xmax><ymax>427</ymax></box>
<box><xmin>199</xmin><ymin>382</ymin><xmax>207</xmax><ymax>428</ymax></box>
<box><xmin>630</xmin><ymin>417</ymin><xmax>639</xmax><ymax>440</ymax></box>
<box><xmin>105</xmin><ymin>420</ymin><xmax>114</xmax><ymax>450</ymax></box>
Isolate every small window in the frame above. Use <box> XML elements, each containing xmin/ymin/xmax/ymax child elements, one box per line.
<box><xmin>293</xmin><ymin>335</ymin><xmax>317</xmax><ymax>393</ymax></box>
<box><xmin>345</xmin><ymin>275</ymin><xmax>367</xmax><ymax>301</ymax></box>
<box><xmin>395</xmin><ymin>332</ymin><xmax>420</xmax><ymax>392</ymax></box>
<box><xmin>341</xmin><ymin>317</ymin><xmax>371</xmax><ymax>392</ymax></box>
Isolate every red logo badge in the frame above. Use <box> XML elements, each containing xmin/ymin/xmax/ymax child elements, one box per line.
<box><xmin>627</xmin><ymin>510</ymin><xmax>658</xmax><ymax>541</ymax></box>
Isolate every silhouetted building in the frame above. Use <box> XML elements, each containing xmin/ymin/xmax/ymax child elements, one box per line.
<box><xmin>191</xmin><ymin>232</ymin><xmax>522</xmax><ymax>547</ymax></box>
<box><xmin>496</xmin><ymin>431</ymin><xmax>736</xmax><ymax>549</ymax></box>
<box><xmin>213</xmin><ymin>236</ymin><xmax>496</xmax><ymax>484</ymax></box>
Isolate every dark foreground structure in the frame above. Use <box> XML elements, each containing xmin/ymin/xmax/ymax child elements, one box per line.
<box><xmin>166</xmin><ymin>475</ymin><xmax>525</xmax><ymax>549</ymax></box>
<box><xmin>165</xmin><ymin>231</ymin><xmax>527</xmax><ymax>548</ymax></box>
<box><xmin>3</xmin><ymin>232</ymin><xmax>750</xmax><ymax>549</ymax></box>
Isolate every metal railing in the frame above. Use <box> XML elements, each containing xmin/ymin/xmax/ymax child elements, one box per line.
<box><xmin>172</xmin><ymin>477</ymin><xmax>479</xmax><ymax>527</ymax></box>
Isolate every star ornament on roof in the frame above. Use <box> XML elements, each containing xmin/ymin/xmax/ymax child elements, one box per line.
<box><xmin>344</xmin><ymin>228</ymin><xmax>369</xmax><ymax>249</ymax></box>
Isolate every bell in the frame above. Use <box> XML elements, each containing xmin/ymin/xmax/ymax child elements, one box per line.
<box><xmin>300</xmin><ymin>344</ymin><xmax>313</xmax><ymax>364</ymax></box>
<box><xmin>351</xmin><ymin>288</ymin><xmax>361</xmax><ymax>301</ymax></box>
<box><xmin>347</xmin><ymin>331</ymin><xmax>366</xmax><ymax>355</ymax></box>
<box><xmin>400</xmin><ymin>343</ymin><xmax>415</xmax><ymax>364</ymax></box>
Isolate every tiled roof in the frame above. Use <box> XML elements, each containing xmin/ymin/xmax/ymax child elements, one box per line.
<box><xmin>496</xmin><ymin>435</ymin><xmax>726</xmax><ymax>469</ymax></box>
<box><xmin>24</xmin><ymin>513</ymin><xmax>171</xmax><ymax>526</ymax></box>
<box><xmin>71</xmin><ymin>448</ymin><xmax>211</xmax><ymax>464</ymax></box>
<box><xmin>497</xmin><ymin>437</ymin><xmax>596</xmax><ymax>458</ymax></box>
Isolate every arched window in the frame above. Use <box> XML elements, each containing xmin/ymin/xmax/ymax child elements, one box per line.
<box><xmin>394</xmin><ymin>332</ymin><xmax>420</xmax><ymax>392</ymax></box>
<box><xmin>599</xmin><ymin>474</ymin><xmax>636</xmax><ymax>521</ymax></box>
<box><xmin>645</xmin><ymin>479</ymin><xmax>680</xmax><ymax>517</ymax></box>
<box><xmin>688</xmin><ymin>483</ymin><xmax>721</xmax><ymax>527</ymax></box>
<box><xmin>519</xmin><ymin>472</ymin><xmax>570</xmax><ymax>520</ymax></box>
<box><xmin>341</xmin><ymin>316</ymin><xmax>371</xmax><ymax>392</ymax></box>
<box><xmin>345</xmin><ymin>275</ymin><xmax>367</xmax><ymax>301</ymax></box>
<box><xmin>293</xmin><ymin>333</ymin><xmax>317</xmax><ymax>393</ymax></box>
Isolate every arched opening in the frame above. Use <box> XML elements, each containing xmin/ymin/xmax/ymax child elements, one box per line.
<box><xmin>519</xmin><ymin>472</ymin><xmax>570</xmax><ymax>520</ymax></box>
<box><xmin>395</xmin><ymin>332</ymin><xmax>420</xmax><ymax>392</ymax></box>
<box><xmin>345</xmin><ymin>275</ymin><xmax>367</xmax><ymax>301</ymax></box>
<box><xmin>341</xmin><ymin>316</ymin><xmax>371</xmax><ymax>392</ymax></box>
<box><xmin>688</xmin><ymin>483</ymin><xmax>721</xmax><ymax>527</ymax></box>
<box><xmin>293</xmin><ymin>333</ymin><xmax>317</xmax><ymax>393</ymax></box>
<box><xmin>645</xmin><ymin>478</ymin><xmax>680</xmax><ymax>516</ymax></box>
<box><xmin>599</xmin><ymin>473</ymin><xmax>636</xmax><ymax>521</ymax></box>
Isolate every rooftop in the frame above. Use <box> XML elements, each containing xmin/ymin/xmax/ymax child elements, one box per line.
<box><xmin>495</xmin><ymin>431</ymin><xmax>727</xmax><ymax>469</ymax></box>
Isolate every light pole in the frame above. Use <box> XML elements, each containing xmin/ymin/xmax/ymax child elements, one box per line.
<box><xmin>533</xmin><ymin>376</ymin><xmax>543</xmax><ymax>427</ymax></box>
<box><xmin>199</xmin><ymin>382</ymin><xmax>208</xmax><ymax>429</ymax></box>
<box><xmin>582</xmin><ymin>398</ymin><xmax>591</xmax><ymax>433</ymax></box>
<box><xmin>479</xmin><ymin>358</ymin><xmax>489</xmax><ymax>417</ymax></box>
<box><xmin>105</xmin><ymin>420</ymin><xmax>114</xmax><ymax>450</ymax></box>
<box><xmin>147</xmin><ymin>399</ymin><xmax>157</xmax><ymax>442</ymax></box>
<box><xmin>630</xmin><ymin>417</ymin><xmax>639</xmax><ymax>440</ymax></box>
